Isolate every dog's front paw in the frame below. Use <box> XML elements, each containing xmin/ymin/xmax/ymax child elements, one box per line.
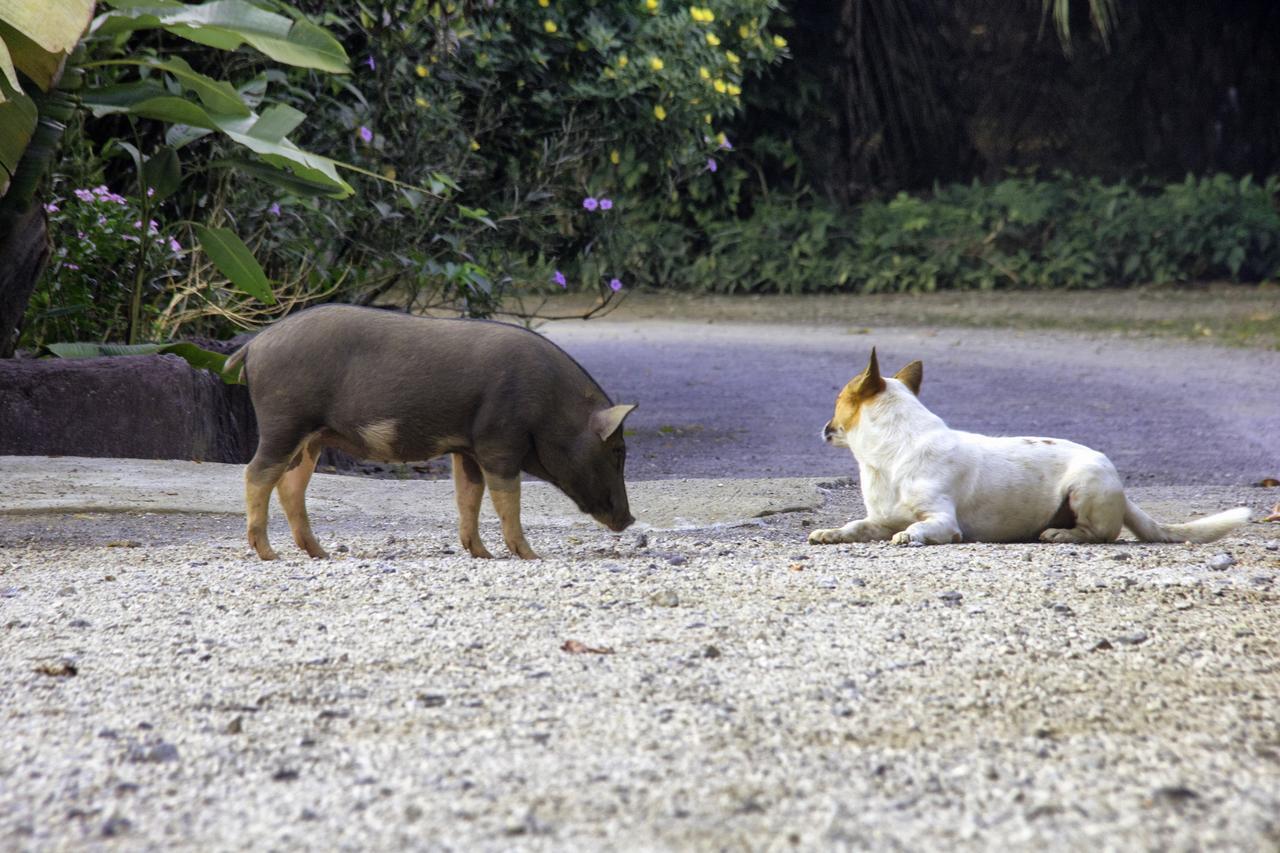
<box><xmin>809</xmin><ymin>527</ymin><xmax>850</xmax><ymax>545</ymax></box>
<box><xmin>891</xmin><ymin>530</ymin><xmax>925</xmax><ymax>547</ymax></box>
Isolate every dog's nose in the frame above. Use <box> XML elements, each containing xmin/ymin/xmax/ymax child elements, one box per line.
<box><xmin>822</xmin><ymin>420</ymin><xmax>837</xmax><ymax>443</ymax></box>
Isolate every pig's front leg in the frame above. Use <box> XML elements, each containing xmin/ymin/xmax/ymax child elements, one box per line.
<box><xmin>452</xmin><ymin>453</ymin><xmax>494</xmax><ymax>558</ymax></box>
<box><xmin>484</xmin><ymin>472</ymin><xmax>539</xmax><ymax>560</ymax></box>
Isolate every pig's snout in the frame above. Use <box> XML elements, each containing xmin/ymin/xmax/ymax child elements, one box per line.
<box><xmin>596</xmin><ymin>512</ymin><xmax>635</xmax><ymax>532</ymax></box>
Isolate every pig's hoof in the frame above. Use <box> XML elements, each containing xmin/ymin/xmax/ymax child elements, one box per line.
<box><xmin>513</xmin><ymin>545</ymin><xmax>541</xmax><ymax>560</ymax></box>
<box><xmin>306</xmin><ymin>547</ymin><xmax>330</xmax><ymax>559</ymax></box>
<box><xmin>464</xmin><ymin>542</ymin><xmax>494</xmax><ymax>559</ymax></box>
<box><xmin>256</xmin><ymin>548</ymin><xmax>279</xmax><ymax>561</ymax></box>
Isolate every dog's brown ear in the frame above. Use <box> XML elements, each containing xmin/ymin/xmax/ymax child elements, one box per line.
<box><xmin>857</xmin><ymin>348</ymin><xmax>886</xmax><ymax>396</ymax></box>
<box><xmin>894</xmin><ymin>360</ymin><xmax>923</xmax><ymax>396</ymax></box>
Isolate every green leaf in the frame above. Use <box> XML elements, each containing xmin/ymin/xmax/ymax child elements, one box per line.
<box><xmin>142</xmin><ymin>145</ymin><xmax>182</xmax><ymax>200</ymax></box>
<box><xmin>44</xmin><ymin>340</ymin><xmax>241</xmax><ymax>384</ymax></box>
<box><xmin>80</xmin><ymin>86</ymin><xmax>353</xmax><ymax>197</ymax></box>
<box><xmin>0</xmin><ymin>0</ymin><xmax>94</xmax><ymax>91</ymax></box>
<box><xmin>192</xmin><ymin>223</ymin><xmax>275</xmax><ymax>304</ymax></box>
<box><xmin>247</xmin><ymin>103</ymin><xmax>304</xmax><ymax>141</ymax></box>
<box><xmin>94</xmin><ymin>1</ymin><xmax>350</xmax><ymax>73</ymax></box>
<box><xmin>140</xmin><ymin>55</ymin><xmax>249</xmax><ymax>115</ymax></box>
<box><xmin>0</xmin><ymin>72</ymin><xmax>35</xmax><ymax>193</ymax></box>
<box><xmin>209</xmin><ymin>156</ymin><xmax>335</xmax><ymax>197</ymax></box>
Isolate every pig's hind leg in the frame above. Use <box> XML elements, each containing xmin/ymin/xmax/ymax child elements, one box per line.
<box><xmin>453</xmin><ymin>453</ymin><xmax>494</xmax><ymax>558</ymax></box>
<box><xmin>245</xmin><ymin>456</ymin><xmax>287</xmax><ymax>561</ymax></box>
<box><xmin>277</xmin><ymin>435</ymin><xmax>328</xmax><ymax>558</ymax></box>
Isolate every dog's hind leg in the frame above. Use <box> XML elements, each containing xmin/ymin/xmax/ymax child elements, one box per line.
<box><xmin>1040</xmin><ymin>472</ymin><xmax>1125</xmax><ymax>544</ymax></box>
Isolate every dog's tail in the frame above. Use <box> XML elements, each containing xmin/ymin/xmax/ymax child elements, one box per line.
<box><xmin>1123</xmin><ymin>500</ymin><xmax>1251</xmax><ymax>543</ymax></box>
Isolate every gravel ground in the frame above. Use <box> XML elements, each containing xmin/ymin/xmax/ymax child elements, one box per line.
<box><xmin>2</xmin><ymin>462</ymin><xmax>1278</xmax><ymax>850</ymax></box>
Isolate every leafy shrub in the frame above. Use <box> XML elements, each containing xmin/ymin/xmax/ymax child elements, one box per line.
<box><xmin>674</xmin><ymin>172</ymin><xmax>1280</xmax><ymax>293</ymax></box>
<box><xmin>26</xmin><ymin>183</ymin><xmax>185</xmax><ymax>343</ymax></box>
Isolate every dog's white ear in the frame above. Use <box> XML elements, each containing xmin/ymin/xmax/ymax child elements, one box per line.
<box><xmin>858</xmin><ymin>348</ymin><xmax>886</xmax><ymax>396</ymax></box>
<box><xmin>894</xmin><ymin>361</ymin><xmax>923</xmax><ymax>396</ymax></box>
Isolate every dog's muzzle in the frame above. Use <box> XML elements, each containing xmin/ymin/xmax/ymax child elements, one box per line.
<box><xmin>822</xmin><ymin>420</ymin><xmax>838</xmax><ymax>444</ymax></box>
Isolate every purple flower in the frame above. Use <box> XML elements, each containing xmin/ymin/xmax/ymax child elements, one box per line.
<box><xmin>146</xmin><ymin>187</ymin><xmax>156</xmax><ymax>197</ymax></box>
<box><xmin>74</xmin><ymin>188</ymin><xmax>94</xmax><ymax>202</ymax></box>
<box><xmin>707</xmin><ymin>158</ymin><xmax>717</xmax><ymax>172</ymax></box>
<box><xmin>358</xmin><ymin>126</ymin><xmax>373</xmax><ymax>143</ymax></box>
<box><xmin>608</xmin><ymin>277</ymin><xmax>623</xmax><ymax>292</ymax></box>
<box><xmin>599</xmin><ymin>198</ymin><xmax>613</xmax><ymax>211</ymax></box>
<box><xmin>364</xmin><ymin>55</ymin><xmax>376</xmax><ymax>70</ymax></box>
<box><xmin>582</xmin><ymin>197</ymin><xmax>599</xmax><ymax>211</ymax></box>
<box><xmin>720</xmin><ymin>137</ymin><xmax>733</xmax><ymax>151</ymax></box>
<box><xmin>64</xmin><ymin>262</ymin><xmax>80</xmax><ymax>271</ymax></box>
<box><xmin>268</xmin><ymin>202</ymin><xmax>281</xmax><ymax>216</ymax></box>
<box><xmin>168</xmin><ymin>237</ymin><xmax>182</xmax><ymax>253</ymax></box>
<box><xmin>44</xmin><ymin>202</ymin><xmax>59</xmax><ymax>213</ymax></box>
<box><xmin>553</xmin><ymin>270</ymin><xmax>567</xmax><ymax>288</ymax></box>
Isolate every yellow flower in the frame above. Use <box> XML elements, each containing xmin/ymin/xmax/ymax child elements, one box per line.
<box><xmin>649</xmin><ymin>56</ymin><xmax>664</xmax><ymax>71</ymax></box>
<box><xmin>654</xmin><ymin>104</ymin><xmax>667</xmax><ymax>121</ymax></box>
<box><xmin>713</xmin><ymin>78</ymin><xmax>726</xmax><ymax>93</ymax></box>
<box><xmin>543</xmin><ymin>19</ymin><xmax>557</xmax><ymax>33</ymax></box>
<box><xmin>738</xmin><ymin>24</ymin><xmax>750</xmax><ymax>39</ymax></box>
<box><xmin>725</xmin><ymin>50</ymin><xmax>740</xmax><ymax>65</ymax></box>
<box><xmin>698</xmin><ymin>66</ymin><xmax>710</xmax><ymax>80</ymax></box>
<box><xmin>414</xmin><ymin>95</ymin><xmax>429</xmax><ymax>107</ymax></box>
<box><xmin>703</xmin><ymin>113</ymin><xmax>712</xmax><ymax>124</ymax></box>
<box><xmin>688</xmin><ymin>7</ymin><xmax>700</xmax><ymax>21</ymax></box>
<box><xmin>773</xmin><ymin>34</ymin><xmax>787</xmax><ymax>48</ymax></box>
<box><xmin>610</xmin><ymin>149</ymin><xmax>621</xmax><ymax>165</ymax></box>
<box><xmin>538</xmin><ymin>0</ymin><xmax>549</xmax><ymax>5</ymax></box>
<box><xmin>382</xmin><ymin>166</ymin><xmax>397</xmax><ymax>180</ymax></box>
<box><xmin>576</xmin><ymin>40</ymin><xmax>588</xmax><ymax>51</ymax></box>
<box><xmin>715</xmin><ymin>131</ymin><xmax>727</xmax><ymax>147</ymax></box>
<box><xmin>415</xmin><ymin>64</ymin><xmax>429</xmax><ymax>78</ymax></box>
<box><xmin>702</xmin><ymin>7</ymin><xmax>714</xmax><ymax>22</ymax></box>
<box><xmin>645</xmin><ymin>0</ymin><xmax>658</xmax><ymax>9</ymax></box>
<box><xmin>727</xmin><ymin>82</ymin><xmax>741</xmax><ymax>96</ymax></box>
<box><xmin>618</xmin><ymin>54</ymin><xmax>629</xmax><ymax>68</ymax></box>
<box><xmin>705</xmin><ymin>32</ymin><xmax>720</xmax><ymax>46</ymax></box>
<box><xmin>470</xmin><ymin>139</ymin><xmax>480</xmax><ymax>151</ymax></box>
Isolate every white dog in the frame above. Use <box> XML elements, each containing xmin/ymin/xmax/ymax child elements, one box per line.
<box><xmin>809</xmin><ymin>349</ymin><xmax>1251</xmax><ymax>546</ymax></box>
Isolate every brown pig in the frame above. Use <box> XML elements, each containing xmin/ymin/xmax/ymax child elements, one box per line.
<box><xmin>224</xmin><ymin>305</ymin><xmax>637</xmax><ymax>560</ymax></box>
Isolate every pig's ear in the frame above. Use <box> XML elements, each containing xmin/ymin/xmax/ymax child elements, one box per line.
<box><xmin>591</xmin><ymin>404</ymin><xmax>637</xmax><ymax>441</ymax></box>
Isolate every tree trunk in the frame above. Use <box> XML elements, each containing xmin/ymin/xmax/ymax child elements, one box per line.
<box><xmin>0</xmin><ymin>202</ymin><xmax>50</xmax><ymax>358</ymax></box>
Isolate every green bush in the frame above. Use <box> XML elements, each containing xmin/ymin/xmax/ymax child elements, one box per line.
<box><xmin>668</xmin><ymin>173</ymin><xmax>1280</xmax><ymax>293</ymax></box>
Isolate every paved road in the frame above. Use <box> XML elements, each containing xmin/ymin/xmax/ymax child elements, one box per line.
<box><xmin>544</xmin><ymin>321</ymin><xmax>1280</xmax><ymax>486</ymax></box>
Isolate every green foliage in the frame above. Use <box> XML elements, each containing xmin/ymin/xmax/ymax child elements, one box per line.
<box><xmin>234</xmin><ymin>0</ymin><xmax>786</xmax><ymax>318</ymax></box>
<box><xmin>665</xmin><ymin>173</ymin><xmax>1280</xmax><ymax>294</ymax></box>
<box><xmin>24</xmin><ymin>183</ymin><xmax>185</xmax><ymax>344</ymax></box>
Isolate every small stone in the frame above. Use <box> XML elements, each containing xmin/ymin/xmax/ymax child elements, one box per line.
<box><xmin>101</xmin><ymin>816</ymin><xmax>132</xmax><ymax>837</ymax></box>
<box><xmin>299</xmin><ymin>808</ymin><xmax>320</xmax><ymax>821</ymax></box>
<box><xmin>632</xmin><ymin>531</ymin><xmax>649</xmax><ymax>548</ymax></box>
<box><xmin>665</xmin><ymin>554</ymin><xmax>688</xmax><ymax>566</ymax></box>
<box><xmin>127</xmin><ymin>741</ymin><xmax>179</xmax><ymax>764</ymax></box>
<box><xmin>1051</xmin><ymin>603</ymin><xmax>1075</xmax><ymax>616</ymax></box>
<box><xmin>225</xmin><ymin>716</ymin><xmax>243</xmax><ymax>735</ymax></box>
<box><xmin>1114</xmin><ymin>631</ymin><xmax>1149</xmax><ymax>646</ymax></box>
<box><xmin>1022</xmin><ymin>552</ymin><xmax>1034</xmax><ymax>562</ymax></box>
<box><xmin>1264</xmin><ymin>540</ymin><xmax>1279</xmax><ymax>552</ymax></box>
<box><xmin>1207</xmin><ymin>553</ymin><xmax>1236</xmax><ymax>571</ymax></box>
<box><xmin>69</xmin><ymin>618</ymin><xmax>90</xmax><ymax>628</ymax></box>
<box><xmin>384</xmin><ymin>535</ymin><xmax>397</xmax><ymax>545</ymax></box>
<box><xmin>817</xmin><ymin>576</ymin><xmax>837</xmax><ymax>590</ymax></box>
<box><xmin>1152</xmin><ymin>785</ymin><xmax>1199</xmax><ymax>804</ymax></box>
<box><xmin>650</xmin><ymin>590</ymin><xmax>680</xmax><ymax>607</ymax></box>
<box><xmin>703</xmin><ymin>645</ymin><xmax>721</xmax><ymax>659</ymax></box>
<box><xmin>335</xmin><ymin>544</ymin><xmax>349</xmax><ymax>553</ymax></box>
<box><xmin>418</xmin><ymin>693</ymin><xmax>447</xmax><ymax>708</ymax></box>
<box><xmin>1111</xmin><ymin>552</ymin><xmax>1131</xmax><ymax>561</ymax></box>
<box><xmin>939</xmin><ymin>591</ymin><xmax>963</xmax><ymax>604</ymax></box>
<box><xmin>272</xmin><ymin>768</ymin><xmax>300</xmax><ymax>782</ymax></box>
<box><xmin>1091</xmin><ymin>639</ymin><xmax>1114</xmax><ymax>652</ymax></box>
